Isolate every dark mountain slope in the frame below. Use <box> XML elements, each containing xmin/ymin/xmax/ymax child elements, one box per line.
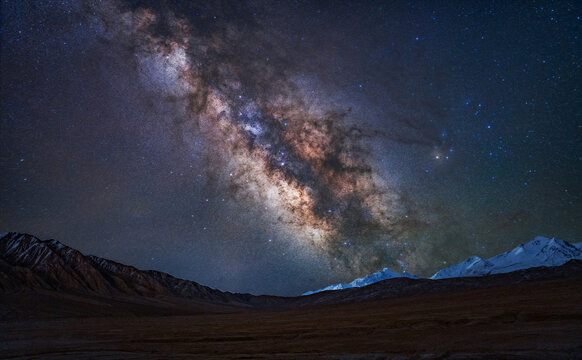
<box><xmin>2</xmin><ymin>232</ymin><xmax>582</xmax><ymax>321</ymax></box>
<box><xmin>0</xmin><ymin>232</ymin><xmax>284</xmax><ymax>318</ymax></box>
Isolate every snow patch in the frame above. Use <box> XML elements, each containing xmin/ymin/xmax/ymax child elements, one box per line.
<box><xmin>303</xmin><ymin>236</ymin><xmax>582</xmax><ymax>295</ymax></box>
<box><xmin>431</xmin><ymin>237</ymin><xmax>582</xmax><ymax>279</ymax></box>
<box><xmin>303</xmin><ymin>268</ymin><xmax>418</xmax><ymax>295</ymax></box>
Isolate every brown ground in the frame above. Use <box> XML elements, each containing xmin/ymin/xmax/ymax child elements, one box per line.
<box><xmin>2</xmin><ymin>278</ymin><xmax>582</xmax><ymax>360</ymax></box>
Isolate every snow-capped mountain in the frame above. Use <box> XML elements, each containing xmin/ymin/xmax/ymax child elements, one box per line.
<box><xmin>304</xmin><ymin>236</ymin><xmax>582</xmax><ymax>294</ymax></box>
<box><xmin>303</xmin><ymin>268</ymin><xmax>418</xmax><ymax>295</ymax></box>
<box><xmin>3</xmin><ymin>231</ymin><xmax>581</xmax><ymax>301</ymax></box>
<box><xmin>431</xmin><ymin>236</ymin><xmax>582</xmax><ymax>279</ymax></box>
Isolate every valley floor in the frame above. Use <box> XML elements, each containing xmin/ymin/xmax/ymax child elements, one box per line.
<box><xmin>1</xmin><ymin>278</ymin><xmax>582</xmax><ymax>360</ymax></box>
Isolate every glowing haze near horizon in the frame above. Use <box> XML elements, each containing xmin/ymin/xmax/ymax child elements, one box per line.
<box><xmin>1</xmin><ymin>0</ymin><xmax>581</xmax><ymax>295</ymax></box>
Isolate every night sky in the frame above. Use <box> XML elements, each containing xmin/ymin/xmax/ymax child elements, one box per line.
<box><xmin>1</xmin><ymin>0</ymin><xmax>581</xmax><ymax>296</ymax></box>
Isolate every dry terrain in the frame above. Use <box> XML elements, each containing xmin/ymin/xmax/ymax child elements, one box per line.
<box><xmin>2</xmin><ymin>277</ymin><xmax>582</xmax><ymax>360</ymax></box>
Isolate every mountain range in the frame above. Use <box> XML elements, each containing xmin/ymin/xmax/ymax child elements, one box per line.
<box><xmin>0</xmin><ymin>232</ymin><xmax>276</xmax><ymax>313</ymax></box>
<box><xmin>2</xmin><ymin>231</ymin><xmax>582</xmax><ymax>359</ymax></box>
<box><xmin>304</xmin><ymin>236</ymin><xmax>582</xmax><ymax>294</ymax></box>
<box><xmin>2</xmin><ymin>231</ymin><xmax>582</xmax><ymax>317</ymax></box>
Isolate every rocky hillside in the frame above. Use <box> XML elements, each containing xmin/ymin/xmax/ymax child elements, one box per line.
<box><xmin>0</xmin><ymin>232</ymin><xmax>262</xmax><ymax>306</ymax></box>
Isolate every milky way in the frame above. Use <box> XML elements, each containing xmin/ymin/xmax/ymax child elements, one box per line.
<box><xmin>2</xmin><ymin>0</ymin><xmax>581</xmax><ymax>295</ymax></box>
<box><xmin>91</xmin><ymin>0</ymin><xmax>446</xmax><ymax>272</ymax></box>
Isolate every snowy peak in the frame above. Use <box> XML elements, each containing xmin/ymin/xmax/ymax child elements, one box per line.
<box><xmin>428</xmin><ymin>256</ymin><xmax>495</xmax><ymax>280</ymax></box>
<box><xmin>303</xmin><ymin>236</ymin><xmax>582</xmax><ymax>295</ymax></box>
<box><xmin>431</xmin><ymin>236</ymin><xmax>582</xmax><ymax>280</ymax></box>
<box><xmin>303</xmin><ymin>267</ymin><xmax>418</xmax><ymax>295</ymax></box>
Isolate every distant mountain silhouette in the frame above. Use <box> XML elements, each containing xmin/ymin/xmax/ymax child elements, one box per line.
<box><xmin>304</xmin><ymin>236</ymin><xmax>582</xmax><ymax>294</ymax></box>
<box><xmin>2</xmin><ymin>232</ymin><xmax>582</xmax><ymax>320</ymax></box>
<box><xmin>0</xmin><ymin>232</ymin><xmax>266</xmax><ymax>306</ymax></box>
<box><xmin>431</xmin><ymin>236</ymin><xmax>582</xmax><ymax>279</ymax></box>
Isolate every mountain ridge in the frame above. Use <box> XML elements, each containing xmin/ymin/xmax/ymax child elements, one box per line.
<box><xmin>431</xmin><ymin>236</ymin><xmax>582</xmax><ymax>279</ymax></box>
<box><xmin>303</xmin><ymin>268</ymin><xmax>419</xmax><ymax>295</ymax></box>
<box><xmin>2</xmin><ymin>231</ymin><xmax>582</xmax><ymax>321</ymax></box>
<box><xmin>304</xmin><ymin>236</ymin><xmax>582</xmax><ymax>294</ymax></box>
<box><xmin>0</xmin><ymin>232</ymin><xmax>264</xmax><ymax>306</ymax></box>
